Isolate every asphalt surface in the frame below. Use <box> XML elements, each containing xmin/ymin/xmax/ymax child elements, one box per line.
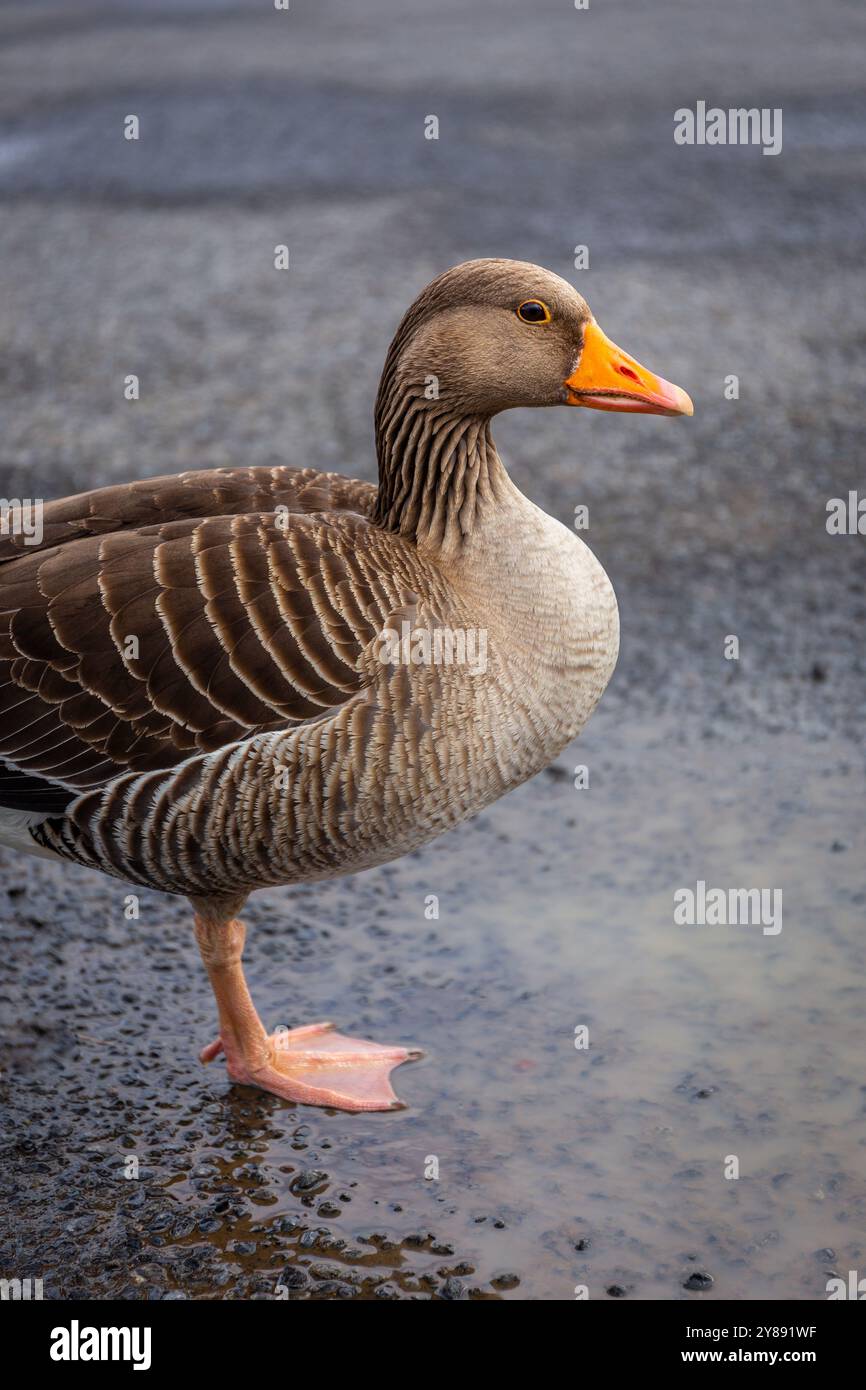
<box><xmin>0</xmin><ymin>0</ymin><xmax>864</xmax><ymax>1300</ymax></box>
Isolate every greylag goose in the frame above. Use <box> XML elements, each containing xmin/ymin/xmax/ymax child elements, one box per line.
<box><xmin>0</xmin><ymin>259</ymin><xmax>692</xmax><ymax>1111</ymax></box>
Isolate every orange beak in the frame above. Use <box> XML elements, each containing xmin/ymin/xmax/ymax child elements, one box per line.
<box><xmin>564</xmin><ymin>319</ymin><xmax>693</xmax><ymax>417</ymax></box>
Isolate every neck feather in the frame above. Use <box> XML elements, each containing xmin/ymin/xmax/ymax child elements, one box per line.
<box><xmin>373</xmin><ymin>368</ymin><xmax>507</xmax><ymax>554</ymax></box>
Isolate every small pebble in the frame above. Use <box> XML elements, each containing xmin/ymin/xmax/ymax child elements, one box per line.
<box><xmin>439</xmin><ymin>1276</ymin><xmax>465</xmax><ymax>1300</ymax></box>
<box><xmin>683</xmin><ymin>1271</ymin><xmax>714</xmax><ymax>1291</ymax></box>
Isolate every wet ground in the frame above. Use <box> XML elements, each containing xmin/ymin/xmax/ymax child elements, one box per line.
<box><xmin>0</xmin><ymin>0</ymin><xmax>864</xmax><ymax>1300</ymax></box>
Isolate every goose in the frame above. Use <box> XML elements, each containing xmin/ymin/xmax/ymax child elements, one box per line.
<box><xmin>0</xmin><ymin>259</ymin><xmax>692</xmax><ymax>1111</ymax></box>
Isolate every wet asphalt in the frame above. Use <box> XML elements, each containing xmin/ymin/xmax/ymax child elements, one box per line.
<box><xmin>0</xmin><ymin>0</ymin><xmax>864</xmax><ymax>1300</ymax></box>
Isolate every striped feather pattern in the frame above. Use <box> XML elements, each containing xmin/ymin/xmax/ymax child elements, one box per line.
<box><xmin>0</xmin><ymin>476</ymin><xmax>443</xmax><ymax>806</ymax></box>
<box><xmin>1</xmin><ymin>261</ymin><xmax>622</xmax><ymax>903</ymax></box>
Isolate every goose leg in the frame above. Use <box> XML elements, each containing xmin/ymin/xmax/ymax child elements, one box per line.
<box><xmin>192</xmin><ymin>910</ymin><xmax>420</xmax><ymax>1112</ymax></box>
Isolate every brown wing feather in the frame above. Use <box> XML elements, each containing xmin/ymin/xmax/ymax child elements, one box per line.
<box><xmin>0</xmin><ymin>465</ymin><xmax>375</xmax><ymax>563</ymax></box>
<box><xmin>0</xmin><ymin>469</ymin><xmax>409</xmax><ymax>811</ymax></box>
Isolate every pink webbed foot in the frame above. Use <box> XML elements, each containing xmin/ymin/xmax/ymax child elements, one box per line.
<box><xmin>200</xmin><ymin>1021</ymin><xmax>422</xmax><ymax>1113</ymax></box>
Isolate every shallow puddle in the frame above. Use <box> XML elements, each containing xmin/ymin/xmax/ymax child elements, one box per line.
<box><xmin>2</xmin><ymin>715</ymin><xmax>862</xmax><ymax>1300</ymax></box>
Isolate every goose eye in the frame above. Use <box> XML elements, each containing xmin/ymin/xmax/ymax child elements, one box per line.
<box><xmin>517</xmin><ymin>299</ymin><xmax>551</xmax><ymax>325</ymax></box>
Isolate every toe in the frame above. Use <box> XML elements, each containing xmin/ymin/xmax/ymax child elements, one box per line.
<box><xmin>199</xmin><ymin>1037</ymin><xmax>224</xmax><ymax>1064</ymax></box>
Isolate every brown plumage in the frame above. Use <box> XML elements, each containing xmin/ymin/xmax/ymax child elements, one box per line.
<box><xmin>0</xmin><ymin>259</ymin><xmax>692</xmax><ymax>1110</ymax></box>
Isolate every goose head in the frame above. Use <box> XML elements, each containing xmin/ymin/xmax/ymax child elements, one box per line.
<box><xmin>374</xmin><ymin>258</ymin><xmax>693</xmax><ymax>546</ymax></box>
<box><xmin>379</xmin><ymin>257</ymin><xmax>693</xmax><ymax>421</ymax></box>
